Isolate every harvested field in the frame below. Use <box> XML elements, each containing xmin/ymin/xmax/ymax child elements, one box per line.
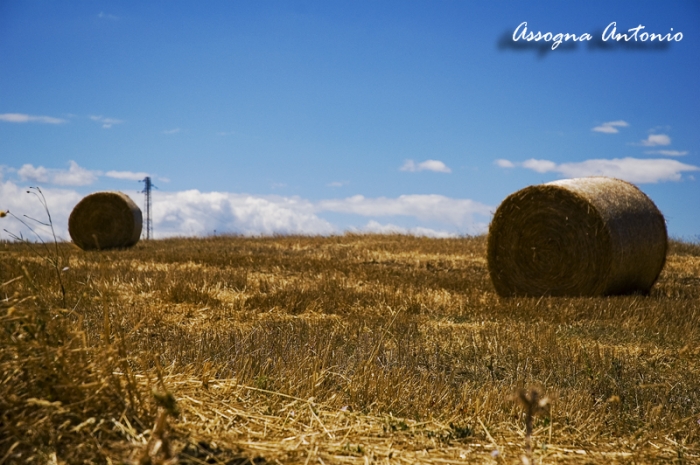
<box><xmin>1</xmin><ymin>234</ymin><xmax>699</xmax><ymax>463</ymax></box>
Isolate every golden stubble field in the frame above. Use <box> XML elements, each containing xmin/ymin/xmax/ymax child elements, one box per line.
<box><xmin>1</xmin><ymin>234</ymin><xmax>699</xmax><ymax>464</ymax></box>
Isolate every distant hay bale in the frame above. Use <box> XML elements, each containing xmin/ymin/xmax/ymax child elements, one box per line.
<box><xmin>487</xmin><ymin>177</ymin><xmax>667</xmax><ymax>297</ymax></box>
<box><xmin>69</xmin><ymin>191</ymin><xmax>142</xmax><ymax>250</ymax></box>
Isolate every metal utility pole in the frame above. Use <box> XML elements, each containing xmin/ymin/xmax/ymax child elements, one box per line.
<box><xmin>140</xmin><ymin>176</ymin><xmax>154</xmax><ymax>240</ymax></box>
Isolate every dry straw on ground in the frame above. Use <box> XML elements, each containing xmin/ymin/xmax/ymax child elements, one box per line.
<box><xmin>68</xmin><ymin>191</ymin><xmax>142</xmax><ymax>250</ymax></box>
<box><xmin>1</xmin><ymin>234</ymin><xmax>699</xmax><ymax>463</ymax></box>
<box><xmin>487</xmin><ymin>176</ymin><xmax>668</xmax><ymax>297</ymax></box>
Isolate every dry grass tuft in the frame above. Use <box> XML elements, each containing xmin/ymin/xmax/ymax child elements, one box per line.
<box><xmin>1</xmin><ymin>233</ymin><xmax>699</xmax><ymax>463</ymax></box>
<box><xmin>488</xmin><ymin>177</ymin><xmax>667</xmax><ymax>297</ymax></box>
<box><xmin>0</xmin><ymin>277</ymin><xmax>155</xmax><ymax>462</ymax></box>
<box><xmin>68</xmin><ymin>191</ymin><xmax>142</xmax><ymax>250</ymax></box>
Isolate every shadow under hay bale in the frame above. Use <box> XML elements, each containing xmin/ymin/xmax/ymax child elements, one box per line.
<box><xmin>69</xmin><ymin>191</ymin><xmax>143</xmax><ymax>250</ymax></box>
<box><xmin>487</xmin><ymin>177</ymin><xmax>667</xmax><ymax>297</ymax></box>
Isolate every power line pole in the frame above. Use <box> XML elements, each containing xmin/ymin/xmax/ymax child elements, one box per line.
<box><xmin>140</xmin><ymin>176</ymin><xmax>154</xmax><ymax>240</ymax></box>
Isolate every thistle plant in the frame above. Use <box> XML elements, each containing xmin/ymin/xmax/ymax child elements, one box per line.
<box><xmin>2</xmin><ymin>186</ymin><xmax>67</xmax><ymax>307</ymax></box>
<box><xmin>516</xmin><ymin>387</ymin><xmax>551</xmax><ymax>464</ymax></box>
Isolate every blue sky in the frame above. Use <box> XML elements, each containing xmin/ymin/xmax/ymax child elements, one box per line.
<box><xmin>1</xmin><ymin>1</ymin><xmax>699</xmax><ymax>240</ymax></box>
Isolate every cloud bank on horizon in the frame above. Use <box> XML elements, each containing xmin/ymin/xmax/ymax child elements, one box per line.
<box><xmin>0</xmin><ymin>175</ymin><xmax>492</xmax><ymax>242</ymax></box>
<box><xmin>1</xmin><ymin>153</ymin><xmax>697</xmax><ymax>243</ymax></box>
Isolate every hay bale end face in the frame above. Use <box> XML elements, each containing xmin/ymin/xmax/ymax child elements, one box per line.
<box><xmin>69</xmin><ymin>191</ymin><xmax>143</xmax><ymax>250</ymax></box>
<box><xmin>487</xmin><ymin>177</ymin><xmax>667</xmax><ymax>297</ymax></box>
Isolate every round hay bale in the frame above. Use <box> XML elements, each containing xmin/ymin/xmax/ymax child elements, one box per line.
<box><xmin>69</xmin><ymin>191</ymin><xmax>142</xmax><ymax>250</ymax></box>
<box><xmin>487</xmin><ymin>177</ymin><xmax>667</xmax><ymax>297</ymax></box>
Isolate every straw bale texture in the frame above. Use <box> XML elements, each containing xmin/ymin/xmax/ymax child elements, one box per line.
<box><xmin>487</xmin><ymin>177</ymin><xmax>667</xmax><ymax>297</ymax></box>
<box><xmin>69</xmin><ymin>191</ymin><xmax>142</xmax><ymax>250</ymax></box>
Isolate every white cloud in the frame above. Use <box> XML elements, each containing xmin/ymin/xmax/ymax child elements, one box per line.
<box><xmin>400</xmin><ymin>159</ymin><xmax>452</xmax><ymax>173</ymax></box>
<box><xmin>10</xmin><ymin>161</ymin><xmax>161</xmax><ymax>185</ymax></box>
<box><xmin>400</xmin><ymin>160</ymin><xmax>416</xmax><ymax>171</ymax></box>
<box><xmin>495</xmin><ymin>159</ymin><xmax>515</xmax><ymax>168</ymax></box>
<box><xmin>105</xmin><ymin>170</ymin><xmax>150</xmax><ymax>181</ymax></box>
<box><xmin>592</xmin><ymin>120</ymin><xmax>629</xmax><ymax>134</ymax></box>
<box><xmin>0</xmin><ymin>113</ymin><xmax>67</xmax><ymax>124</ymax></box>
<box><xmin>645</xmin><ymin>150</ymin><xmax>688</xmax><ymax>157</ymax></box>
<box><xmin>162</xmin><ymin>128</ymin><xmax>181</xmax><ymax>135</ymax></box>
<box><xmin>98</xmin><ymin>12</ymin><xmax>119</xmax><ymax>20</ymax></box>
<box><xmin>17</xmin><ymin>161</ymin><xmax>98</xmax><ymax>186</ymax></box>
<box><xmin>154</xmin><ymin>190</ymin><xmax>334</xmax><ymax>237</ymax></box>
<box><xmin>317</xmin><ymin>194</ymin><xmax>491</xmax><ymax>232</ymax></box>
<box><xmin>508</xmin><ymin>157</ymin><xmax>699</xmax><ymax>183</ymax></box>
<box><xmin>17</xmin><ymin>164</ymin><xmax>49</xmax><ymax>183</ymax></box>
<box><xmin>640</xmin><ymin>134</ymin><xmax>671</xmax><ymax>146</ymax></box>
<box><xmin>155</xmin><ymin>191</ymin><xmax>491</xmax><ymax>237</ymax></box>
<box><xmin>521</xmin><ymin>159</ymin><xmax>557</xmax><ymax>173</ymax></box>
<box><xmin>352</xmin><ymin>221</ymin><xmax>456</xmax><ymax>238</ymax></box>
<box><xmin>53</xmin><ymin>161</ymin><xmax>98</xmax><ymax>186</ymax></box>
<box><xmin>90</xmin><ymin>115</ymin><xmax>124</xmax><ymax>129</ymax></box>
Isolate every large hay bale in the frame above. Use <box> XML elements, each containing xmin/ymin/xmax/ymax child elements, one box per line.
<box><xmin>487</xmin><ymin>177</ymin><xmax>667</xmax><ymax>297</ymax></box>
<box><xmin>69</xmin><ymin>191</ymin><xmax>142</xmax><ymax>250</ymax></box>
